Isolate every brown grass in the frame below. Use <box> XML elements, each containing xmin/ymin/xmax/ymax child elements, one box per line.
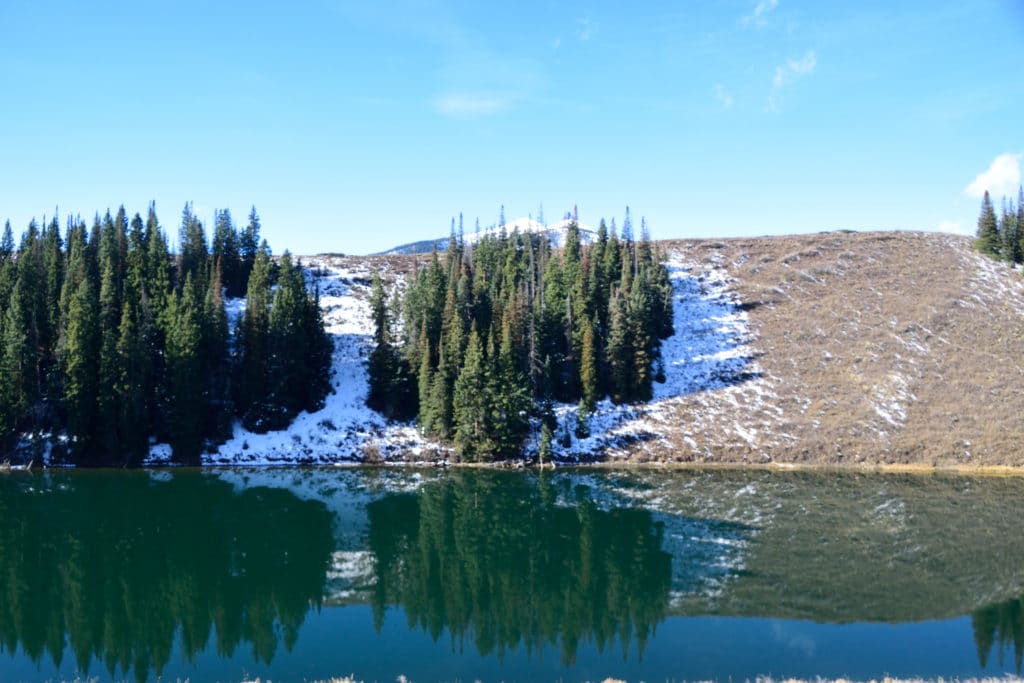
<box><xmin>631</xmin><ymin>231</ymin><xmax>1024</xmax><ymax>467</ymax></box>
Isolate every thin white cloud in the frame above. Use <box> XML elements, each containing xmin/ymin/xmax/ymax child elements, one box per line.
<box><xmin>576</xmin><ymin>17</ymin><xmax>595</xmax><ymax>41</ymax></box>
<box><xmin>938</xmin><ymin>220</ymin><xmax>969</xmax><ymax>235</ymax></box>
<box><xmin>742</xmin><ymin>0</ymin><xmax>779</xmax><ymax>28</ymax></box>
<box><xmin>964</xmin><ymin>153</ymin><xmax>1023</xmax><ymax>199</ymax></box>
<box><xmin>434</xmin><ymin>92</ymin><xmax>510</xmax><ymax>117</ymax></box>
<box><xmin>772</xmin><ymin>50</ymin><xmax>816</xmax><ymax>88</ymax></box>
<box><xmin>767</xmin><ymin>50</ymin><xmax>816</xmax><ymax>112</ymax></box>
<box><xmin>714</xmin><ymin>84</ymin><xmax>734</xmax><ymax>110</ymax></box>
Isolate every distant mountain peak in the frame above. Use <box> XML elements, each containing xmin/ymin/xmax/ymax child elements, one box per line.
<box><xmin>379</xmin><ymin>218</ymin><xmax>598</xmax><ymax>255</ymax></box>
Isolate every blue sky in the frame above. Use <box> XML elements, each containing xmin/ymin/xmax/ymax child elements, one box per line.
<box><xmin>1</xmin><ymin>0</ymin><xmax>1022</xmax><ymax>254</ymax></box>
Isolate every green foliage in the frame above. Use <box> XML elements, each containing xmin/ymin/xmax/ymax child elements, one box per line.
<box><xmin>374</xmin><ymin>208</ymin><xmax>674</xmax><ymax>461</ymax></box>
<box><xmin>366</xmin><ymin>472</ymin><xmax>672</xmax><ymax>664</ymax></box>
<box><xmin>975</xmin><ymin>187</ymin><xmax>1024</xmax><ymax>270</ymax></box>
<box><xmin>452</xmin><ymin>326</ymin><xmax>493</xmax><ymax>460</ymax></box>
<box><xmin>367</xmin><ymin>272</ymin><xmax>416</xmax><ymax>420</ymax></box>
<box><xmin>0</xmin><ymin>203</ymin><xmax>331</xmax><ymax>462</ymax></box>
<box><xmin>974</xmin><ymin>190</ymin><xmax>1001</xmax><ymax>257</ymax></box>
<box><xmin>538</xmin><ymin>422</ymin><xmax>553</xmax><ymax>464</ymax></box>
<box><xmin>164</xmin><ymin>279</ymin><xmax>205</xmax><ymax>461</ymax></box>
<box><xmin>236</xmin><ymin>248</ymin><xmax>332</xmax><ymax>433</ymax></box>
<box><xmin>0</xmin><ymin>472</ymin><xmax>334</xmax><ymax>681</ymax></box>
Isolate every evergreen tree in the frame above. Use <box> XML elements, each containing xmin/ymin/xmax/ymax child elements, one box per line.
<box><xmin>164</xmin><ymin>278</ymin><xmax>204</xmax><ymax>461</ymax></box>
<box><xmin>240</xmin><ymin>206</ymin><xmax>262</xmax><ymax>290</ymax></box>
<box><xmin>976</xmin><ymin>191</ymin><xmax>1000</xmax><ymax>257</ymax></box>
<box><xmin>0</xmin><ymin>222</ymin><xmax>14</xmax><ymax>315</ymax></box>
<box><xmin>97</xmin><ymin>259</ymin><xmax>122</xmax><ymax>456</ymax></box>
<box><xmin>0</xmin><ymin>221</ymin><xmax>13</xmax><ymax>262</ymax></box>
<box><xmin>579</xmin><ymin>317</ymin><xmax>599</xmax><ymax>413</ymax></box>
<box><xmin>1000</xmin><ymin>199</ymin><xmax>1020</xmax><ymax>264</ymax></box>
<box><xmin>452</xmin><ymin>326</ymin><xmax>493</xmax><ymax>460</ymax></box>
<box><xmin>145</xmin><ymin>218</ymin><xmax>172</xmax><ymax>324</ymax></box>
<box><xmin>62</xmin><ymin>277</ymin><xmax>100</xmax><ymax>461</ymax></box>
<box><xmin>115</xmin><ymin>291</ymin><xmax>149</xmax><ymax>464</ymax></box>
<box><xmin>606</xmin><ymin>288</ymin><xmax>632</xmax><ymax>404</ymax></box>
<box><xmin>178</xmin><ymin>202</ymin><xmax>208</xmax><ymax>290</ymax></box>
<box><xmin>296</xmin><ymin>271</ymin><xmax>333</xmax><ymax>414</ymax></box>
<box><xmin>367</xmin><ymin>272</ymin><xmax>415</xmax><ymax>420</ymax></box>
<box><xmin>212</xmin><ymin>209</ymin><xmax>242</xmax><ymax>297</ymax></box>
<box><xmin>1018</xmin><ymin>187</ymin><xmax>1024</xmax><ymax>264</ymax></box>
<box><xmin>416</xmin><ymin>328</ymin><xmax>436</xmax><ymax>434</ymax></box>
<box><xmin>236</xmin><ymin>244</ymin><xmax>272</xmax><ymax>430</ymax></box>
<box><xmin>15</xmin><ymin>222</ymin><xmax>45</xmax><ymax>409</ymax></box>
<box><xmin>202</xmin><ymin>262</ymin><xmax>231</xmax><ymax>439</ymax></box>
<box><xmin>490</xmin><ymin>310</ymin><xmax>531</xmax><ymax>457</ymax></box>
<box><xmin>428</xmin><ymin>348</ymin><xmax>455</xmax><ymax>439</ymax></box>
<box><xmin>0</xmin><ymin>283</ymin><xmax>30</xmax><ymax>446</ymax></box>
<box><xmin>538</xmin><ymin>422</ymin><xmax>553</xmax><ymax>465</ymax></box>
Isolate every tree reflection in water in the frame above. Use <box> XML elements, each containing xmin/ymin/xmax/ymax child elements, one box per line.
<box><xmin>974</xmin><ymin>594</ymin><xmax>1024</xmax><ymax>673</ymax></box>
<box><xmin>0</xmin><ymin>471</ymin><xmax>334</xmax><ymax>683</ymax></box>
<box><xmin>366</xmin><ymin>471</ymin><xmax>673</xmax><ymax>665</ymax></box>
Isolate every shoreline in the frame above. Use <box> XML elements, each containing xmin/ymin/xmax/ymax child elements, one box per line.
<box><xmin>16</xmin><ymin>458</ymin><xmax>1024</xmax><ymax>478</ymax></box>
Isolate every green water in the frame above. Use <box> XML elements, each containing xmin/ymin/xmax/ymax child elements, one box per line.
<box><xmin>1</xmin><ymin>468</ymin><xmax>1023</xmax><ymax>681</ymax></box>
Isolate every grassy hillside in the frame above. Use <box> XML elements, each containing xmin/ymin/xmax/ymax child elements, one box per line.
<box><xmin>643</xmin><ymin>230</ymin><xmax>1024</xmax><ymax>467</ymax></box>
<box><xmin>362</xmin><ymin>230</ymin><xmax>1024</xmax><ymax>467</ymax></box>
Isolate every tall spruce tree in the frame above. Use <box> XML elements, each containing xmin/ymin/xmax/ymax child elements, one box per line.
<box><xmin>976</xmin><ymin>191</ymin><xmax>1000</xmax><ymax>257</ymax></box>
<box><xmin>164</xmin><ymin>277</ymin><xmax>205</xmax><ymax>461</ymax></box>
<box><xmin>240</xmin><ymin>206</ymin><xmax>262</xmax><ymax>290</ymax></box>
<box><xmin>452</xmin><ymin>325</ymin><xmax>493</xmax><ymax>460</ymax></box>
<box><xmin>62</xmin><ymin>276</ymin><xmax>100</xmax><ymax>461</ymax></box>
<box><xmin>236</xmin><ymin>244</ymin><xmax>272</xmax><ymax>430</ymax></box>
<box><xmin>178</xmin><ymin>202</ymin><xmax>208</xmax><ymax>290</ymax></box>
<box><xmin>213</xmin><ymin>209</ymin><xmax>242</xmax><ymax>297</ymax></box>
<box><xmin>115</xmin><ymin>290</ymin><xmax>149</xmax><ymax>464</ymax></box>
<box><xmin>0</xmin><ymin>283</ymin><xmax>29</xmax><ymax>446</ymax></box>
<box><xmin>366</xmin><ymin>271</ymin><xmax>415</xmax><ymax>419</ymax></box>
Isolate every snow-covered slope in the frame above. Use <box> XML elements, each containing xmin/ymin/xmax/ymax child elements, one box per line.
<box><xmin>146</xmin><ymin>247</ymin><xmax>767</xmax><ymax>466</ymax></box>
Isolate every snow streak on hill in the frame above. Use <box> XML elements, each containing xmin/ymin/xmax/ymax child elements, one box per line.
<box><xmin>145</xmin><ymin>249</ymin><xmax>768</xmax><ymax>466</ymax></box>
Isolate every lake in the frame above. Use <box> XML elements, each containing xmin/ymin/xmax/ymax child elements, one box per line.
<box><xmin>1</xmin><ymin>467</ymin><xmax>1023</xmax><ymax>682</ymax></box>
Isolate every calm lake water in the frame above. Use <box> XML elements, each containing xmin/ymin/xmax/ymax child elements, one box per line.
<box><xmin>1</xmin><ymin>467</ymin><xmax>1023</xmax><ymax>682</ymax></box>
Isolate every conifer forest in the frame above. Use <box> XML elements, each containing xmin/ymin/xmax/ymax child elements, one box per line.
<box><xmin>0</xmin><ymin>204</ymin><xmax>332</xmax><ymax>464</ymax></box>
<box><xmin>366</xmin><ymin>211</ymin><xmax>675</xmax><ymax>462</ymax></box>
<box><xmin>974</xmin><ymin>187</ymin><xmax>1024</xmax><ymax>264</ymax></box>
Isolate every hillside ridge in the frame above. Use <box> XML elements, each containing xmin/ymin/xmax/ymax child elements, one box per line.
<box><xmin>148</xmin><ymin>229</ymin><xmax>1024</xmax><ymax>468</ymax></box>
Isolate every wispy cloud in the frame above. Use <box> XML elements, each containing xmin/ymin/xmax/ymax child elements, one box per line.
<box><xmin>742</xmin><ymin>0</ymin><xmax>779</xmax><ymax>28</ymax></box>
<box><xmin>714</xmin><ymin>84</ymin><xmax>734</xmax><ymax>110</ymax></box>
<box><xmin>434</xmin><ymin>92</ymin><xmax>512</xmax><ymax>117</ymax></box>
<box><xmin>964</xmin><ymin>153</ymin><xmax>1022</xmax><ymax>199</ymax></box>
<box><xmin>576</xmin><ymin>17</ymin><xmax>595</xmax><ymax>42</ymax></box>
<box><xmin>767</xmin><ymin>50</ymin><xmax>816</xmax><ymax>112</ymax></box>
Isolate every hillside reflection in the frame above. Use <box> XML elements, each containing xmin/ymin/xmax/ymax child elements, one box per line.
<box><xmin>366</xmin><ymin>472</ymin><xmax>673</xmax><ymax>664</ymax></box>
<box><xmin>0</xmin><ymin>472</ymin><xmax>333</xmax><ymax>682</ymax></box>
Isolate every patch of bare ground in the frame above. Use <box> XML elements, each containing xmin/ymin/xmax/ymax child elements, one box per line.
<box><xmin>621</xmin><ymin>231</ymin><xmax>1024</xmax><ymax>467</ymax></box>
